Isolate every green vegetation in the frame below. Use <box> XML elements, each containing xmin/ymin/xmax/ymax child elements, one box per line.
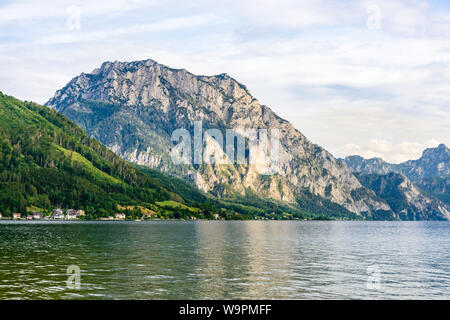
<box><xmin>0</xmin><ymin>92</ymin><xmax>175</xmax><ymax>218</ymax></box>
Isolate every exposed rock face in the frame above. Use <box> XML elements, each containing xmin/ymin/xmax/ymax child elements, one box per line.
<box><xmin>47</xmin><ymin>59</ymin><xmax>394</xmax><ymax>218</ymax></box>
<box><xmin>355</xmin><ymin>172</ymin><xmax>450</xmax><ymax>221</ymax></box>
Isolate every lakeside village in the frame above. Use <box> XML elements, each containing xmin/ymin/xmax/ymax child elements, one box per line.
<box><xmin>0</xmin><ymin>208</ymin><xmax>313</xmax><ymax>221</ymax></box>
<box><xmin>0</xmin><ymin>208</ymin><xmax>231</xmax><ymax>221</ymax></box>
<box><xmin>0</xmin><ymin>209</ymin><xmax>130</xmax><ymax>221</ymax></box>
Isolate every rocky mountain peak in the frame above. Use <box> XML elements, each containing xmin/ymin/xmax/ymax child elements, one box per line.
<box><xmin>343</xmin><ymin>155</ymin><xmax>397</xmax><ymax>175</ymax></box>
<box><xmin>422</xmin><ymin>143</ymin><xmax>449</xmax><ymax>158</ymax></box>
<box><xmin>402</xmin><ymin>144</ymin><xmax>449</xmax><ymax>180</ymax></box>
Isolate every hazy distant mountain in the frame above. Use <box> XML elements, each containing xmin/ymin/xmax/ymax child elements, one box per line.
<box><xmin>343</xmin><ymin>144</ymin><xmax>450</xmax><ymax>210</ymax></box>
<box><xmin>343</xmin><ymin>144</ymin><xmax>449</xmax><ymax>181</ymax></box>
<box><xmin>341</xmin><ymin>155</ymin><xmax>398</xmax><ymax>175</ymax></box>
<box><xmin>46</xmin><ymin>59</ymin><xmax>393</xmax><ymax>219</ymax></box>
<box><xmin>400</xmin><ymin>144</ymin><xmax>449</xmax><ymax>180</ymax></box>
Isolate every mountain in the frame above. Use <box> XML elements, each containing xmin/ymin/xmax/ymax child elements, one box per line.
<box><xmin>355</xmin><ymin>172</ymin><xmax>450</xmax><ymax>221</ymax></box>
<box><xmin>400</xmin><ymin>144</ymin><xmax>449</xmax><ymax>180</ymax></box>
<box><xmin>341</xmin><ymin>155</ymin><xmax>398</xmax><ymax>175</ymax></box>
<box><xmin>402</xmin><ymin>144</ymin><xmax>450</xmax><ymax>205</ymax></box>
<box><xmin>46</xmin><ymin>59</ymin><xmax>394</xmax><ymax>219</ymax></box>
<box><xmin>342</xmin><ymin>144</ymin><xmax>450</xmax><ymax>208</ymax></box>
<box><xmin>2</xmin><ymin>91</ymin><xmax>306</xmax><ymax>220</ymax></box>
<box><xmin>343</xmin><ymin>144</ymin><xmax>449</xmax><ymax>181</ymax></box>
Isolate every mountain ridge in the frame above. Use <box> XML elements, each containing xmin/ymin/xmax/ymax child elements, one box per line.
<box><xmin>342</xmin><ymin>143</ymin><xmax>449</xmax><ymax>180</ymax></box>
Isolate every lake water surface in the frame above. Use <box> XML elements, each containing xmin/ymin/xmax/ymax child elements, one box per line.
<box><xmin>0</xmin><ymin>221</ymin><xmax>449</xmax><ymax>299</ymax></box>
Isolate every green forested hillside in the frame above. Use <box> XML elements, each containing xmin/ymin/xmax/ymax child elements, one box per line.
<box><xmin>0</xmin><ymin>91</ymin><xmax>183</xmax><ymax>217</ymax></box>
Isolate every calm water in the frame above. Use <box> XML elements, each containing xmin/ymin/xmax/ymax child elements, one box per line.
<box><xmin>0</xmin><ymin>221</ymin><xmax>449</xmax><ymax>300</ymax></box>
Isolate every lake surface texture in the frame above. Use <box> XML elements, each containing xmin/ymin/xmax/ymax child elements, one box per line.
<box><xmin>0</xmin><ymin>221</ymin><xmax>449</xmax><ymax>299</ymax></box>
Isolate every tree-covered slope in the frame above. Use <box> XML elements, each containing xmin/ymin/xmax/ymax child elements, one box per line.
<box><xmin>0</xmin><ymin>91</ymin><xmax>185</xmax><ymax>217</ymax></box>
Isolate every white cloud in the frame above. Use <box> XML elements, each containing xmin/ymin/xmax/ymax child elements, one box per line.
<box><xmin>0</xmin><ymin>0</ymin><xmax>448</xmax><ymax>164</ymax></box>
<box><xmin>0</xmin><ymin>0</ymin><xmax>162</xmax><ymax>24</ymax></box>
<box><xmin>343</xmin><ymin>139</ymin><xmax>443</xmax><ymax>163</ymax></box>
<box><xmin>369</xmin><ymin>139</ymin><xmax>393</xmax><ymax>153</ymax></box>
<box><xmin>38</xmin><ymin>14</ymin><xmax>221</xmax><ymax>44</ymax></box>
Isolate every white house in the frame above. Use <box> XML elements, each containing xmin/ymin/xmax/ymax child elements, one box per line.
<box><xmin>115</xmin><ymin>213</ymin><xmax>126</xmax><ymax>220</ymax></box>
<box><xmin>33</xmin><ymin>213</ymin><xmax>43</xmax><ymax>220</ymax></box>
<box><xmin>52</xmin><ymin>209</ymin><xmax>64</xmax><ymax>220</ymax></box>
<box><xmin>65</xmin><ymin>212</ymin><xmax>77</xmax><ymax>220</ymax></box>
<box><xmin>66</xmin><ymin>209</ymin><xmax>85</xmax><ymax>219</ymax></box>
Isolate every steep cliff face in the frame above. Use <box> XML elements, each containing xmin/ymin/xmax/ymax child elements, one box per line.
<box><xmin>47</xmin><ymin>59</ymin><xmax>393</xmax><ymax>218</ymax></box>
<box><xmin>355</xmin><ymin>172</ymin><xmax>450</xmax><ymax>221</ymax></box>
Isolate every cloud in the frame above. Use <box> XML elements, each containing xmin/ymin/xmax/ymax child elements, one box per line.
<box><xmin>369</xmin><ymin>139</ymin><xmax>393</xmax><ymax>154</ymax></box>
<box><xmin>0</xmin><ymin>0</ymin><xmax>448</xmax><ymax>164</ymax></box>
<box><xmin>0</xmin><ymin>0</ymin><xmax>162</xmax><ymax>24</ymax></box>
<box><xmin>37</xmin><ymin>14</ymin><xmax>221</xmax><ymax>44</ymax></box>
<box><xmin>343</xmin><ymin>139</ymin><xmax>443</xmax><ymax>163</ymax></box>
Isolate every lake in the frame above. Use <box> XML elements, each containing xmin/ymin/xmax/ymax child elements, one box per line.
<box><xmin>0</xmin><ymin>221</ymin><xmax>449</xmax><ymax>299</ymax></box>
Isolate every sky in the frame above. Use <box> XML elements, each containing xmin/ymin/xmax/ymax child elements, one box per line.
<box><xmin>0</xmin><ymin>0</ymin><xmax>449</xmax><ymax>163</ymax></box>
